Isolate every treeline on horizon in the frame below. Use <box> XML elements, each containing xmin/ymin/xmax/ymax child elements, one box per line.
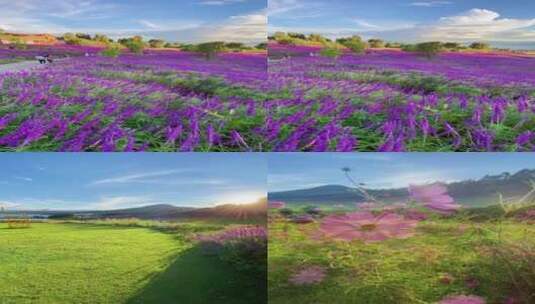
<box><xmin>0</xmin><ymin>29</ymin><xmax>267</xmax><ymax>59</ymax></box>
<box><xmin>269</xmin><ymin>31</ymin><xmax>506</xmax><ymax>59</ymax></box>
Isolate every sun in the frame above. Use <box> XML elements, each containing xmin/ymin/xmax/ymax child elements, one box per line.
<box><xmin>217</xmin><ymin>191</ymin><xmax>266</xmax><ymax>205</ymax></box>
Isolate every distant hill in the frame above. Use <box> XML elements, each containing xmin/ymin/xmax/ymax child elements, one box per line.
<box><xmin>0</xmin><ymin>32</ymin><xmax>58</xmax><ymax>45</ymax></box>
<box><xmin>179</xmin><ymin>199</ymin><xmax>267</xmax><ymax>222</ymax></box>
<box><xmin>95</xmin><ymin>204</ymin><xmax>194</xmax><ymax>220</ymax></box>
<box><xmin>269</xmin><ymin>169</ymin><xmax>535</xmax><ymax>207</ymax></box>
<box><xmin>5</xmin><ymin>200</ymin><xmax>267</xmax><ymax>221</ymax></box>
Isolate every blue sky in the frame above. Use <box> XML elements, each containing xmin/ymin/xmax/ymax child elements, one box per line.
<box><xmin>268</xmin><ymin>153</ymin><xmax>535</xmax><ymax>192</ymax></box>
<box><xmin>0</xmin><ymin>153</ymin><xmax>266</xmax><ymax>211</ymax></box>
<box><xmin>269</xmin><ymin>0</ymin><xmax>535</xmax><ymax>49</ymax></box>
<box><xmin>0</xmin><ymin>0</ymin><xmax>267</xmax><ymax>43</ymax></box>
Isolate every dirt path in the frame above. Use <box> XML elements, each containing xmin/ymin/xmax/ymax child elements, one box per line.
<box><xmin>0</xmin><ymin>60</ymin><xmax>48</xmax><ymax>74</ymax></box>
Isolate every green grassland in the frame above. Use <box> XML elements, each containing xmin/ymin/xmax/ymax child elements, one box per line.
<box><xmin>0</xmin><ymin>221</ymin><xmax>265</xmax><ymax>304</ymax></box>
<box><xmin>268</xmin><ymin>209</ymin><xmax>535</xmax><ymax>304</ymax></box>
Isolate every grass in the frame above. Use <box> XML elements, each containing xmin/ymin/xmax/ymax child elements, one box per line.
<box><xmin>0</xmin><ymin>221</ymin><xmax>266</xmax><ymax>304</ymax></box>
<box><xmin>0</xmin><ymin>59</ymin><xmax>27</xmax><ymax>65</ymax></box>
<box><xmin>268</xmin><ymin>210</ymin><xmax>535</xmax><ymax>304</ymax></box>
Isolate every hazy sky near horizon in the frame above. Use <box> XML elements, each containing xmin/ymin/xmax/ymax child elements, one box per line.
<box><xmin>269</xmin><ymin>0</ymin><xmax>535</xmax><ymax>48</ymax></box>
<box><xmin>0</xmin><ymin>0</ymin><xmax>267</xmax><ymax>44</ymax></box>
<box><xmin>268</xmin><ymin>153</ymin><xmax>535</xmax><ymax>192</ymax></box>
<box><xmin>0</xmin><ymin>154</ymin><xmax>266</xmax><ymax>211</ymax></box>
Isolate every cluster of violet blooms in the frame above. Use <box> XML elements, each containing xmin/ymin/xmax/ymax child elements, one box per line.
<box><xmin>267</xmin><ymin>43</ymin><xmax>535</xmax><ymax>152</ymax></box>
<box><xmin>2</xmin><ymin>44</ymin><xmax>534</xmax><ymax>151</ymax></box>
<box><xmin>196</xmin><ymin>226</ymin><xmax>267</xmax><ymax>246</ymax></box>
<box><xmin>0</xmin><ymin>45</ymin><xmax>101</xmax><ymax>60</ymax></box>
<box><xmin>0</xmin><ymin>46</ymin><xmax>266</xmax><ymax>151</ymax></box>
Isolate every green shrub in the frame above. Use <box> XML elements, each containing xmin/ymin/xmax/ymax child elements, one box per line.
<box><xmin>196</xmin><ymin>41</ymin><xmax>226</xmax><ymax>59</ymax></box>
<box><xmin>339</xmin><ymin>36</ymin><xmax>367</xmax><ymax>54</ymax></box>
<box><xmin>126</xmin><ymin>36</ymin><xmax>145</xmax><ymax>54</ymax></box>
<box><xmin>148</xmin><ymin>39</ymin><xmax>166</xmax><ymax>48</ymax></box>
<box><xmin>255</xmin><ymin>43</ymin><xmax>267</xmax><ymax>50</ymax></box>
<box><xmin>63</xmin><ymin>33</ymin><xmax>82</xmax><ymax>45</ymax></box>
<box><xmin>101</xmin><ymin>44</ymin><xmax>122</xmax><ymax>58</ymax></box>
<box><xmin>10</xmin><ymin>38</ymin><xmax>27</xmax><ymax>50</ymax></box>
<box><xmin>415</xmin><ymin>41</ymin><xmax>443</xmax><ymax>58</ymax></box>
<box><xmin>470</xmin><ymin>42</ymin><xmax>490</xmax><ymax>50</ymax></box>
<box><xmin>320</xmin><ymin>46</ymin><xmax>342</xmax><ymax>59</ymax></box>
<box><xmin>368</xmin><ymin>39</ymin><xmax>385</xmax><ymax>48</ymax></box>
<box><xmin>443</xmin><ymin>42</ymin><xmax>462</xmax><ymax>50</ymax></box>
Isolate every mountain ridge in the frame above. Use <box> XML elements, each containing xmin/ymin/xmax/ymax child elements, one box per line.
<box><xmin>269</xmin><ymin>169</ymin><xmax>535</xmax><ymax>207</ymax></box>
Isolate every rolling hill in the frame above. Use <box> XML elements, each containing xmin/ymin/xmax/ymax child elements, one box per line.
<box><xmin>3</xmin><ymin>200</ymin><xmax>267</xmax><ymax>221</ymax></box>
<box><xmin>269</xmin><ymin>169</ymin><xmax>535</xmax><ymax>207</ymax></box>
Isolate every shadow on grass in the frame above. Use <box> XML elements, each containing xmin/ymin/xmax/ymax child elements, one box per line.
<box><xmin>126</xmin><ymin>245</ymin><xmax>267</xmax><ymax>304</ymax></box>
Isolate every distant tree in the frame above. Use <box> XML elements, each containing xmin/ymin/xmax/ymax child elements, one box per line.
<box><xmin>443</xmin><ymin>42</ymin><xmax>461</xmax><ymax>50</ymax></box>
<box><xmin>148</xmin><ymin>39</ymin><xmax>166</xmax><ymax>48</ymax></box>
<box><xmin>339</xmin><ymin>35</ymin><xmax>367</xmax><ymax>54</ymax></box>
<box><xmin>63</xmin><ymin>33</ymin><xmax>82</xmax><ymax>45</ymax></box>
<box><xmin>124</xmin><ymin>36</ymin><xmax>145</xmax><ymax>54</ymax></box>
<box><xmin>180</xmin><ymin>44</ymin><xmax>198</xmax><ymax>52</ymax></box>
<box><xmin>93</xmin><ymin>34</ymin><xmax>112</xmax><ymax>44</ymax></box>
<box><xmin>288</xmin><ymin>32</ymin><xmax>306</xmax><ymax>40</ymax></box>
<box><xmin>415</xmin><ymin>41</ymin><xmax>443</xmax><ymax>58</ymax></box>
<box><xmin>320</xmin><ymin>45</ymin><xmax>342</xmax><ymax>59</ymax></box>
<box><xmin>75</xmin><ymin>33</ymin><xmax>91</xmax><ymax>40</ymax></box>
<box><xmin>225</xmin><ymin>42</ymin><xmax>245</xmax><ymax>50</ymax></box>
<box><xmin>11</xmin><ymin>38</ymin><xmax>27</xmax><ymax>50</ymax></box>
<box><xmin>308</xmin><ymin>34</ymin><xmax>327</xmax><ymax>43</ymax></box>
<box><xmin>255</xmin><ymin>42</ymin><xmax>267</xmax><ymax>50</ymax></box>
<box><xmin>100</xmin><ymin>43</ymin><xmax>122</xmax><ymax>58</ymax></box>
<box><xmin>273</xmin><ymin>32</ymin><xmax>294</xmax><ymax>45</ymax></box>
<box><xmin>164</xmin><ymin>42</ymin><xmax>181</xmax><ymax>48</ymax></box>
<box><xmin>400</xmin><ymin>44</ymin><xmax>417</xmax><ymax>52</ymax></box>
<box><xmin>385</xmin><ymin>42</ymin><xmax>402</xmax><ymax>48</ymax></box>
<box><xmin>196</xmin><ymin>41</ymin><xmax>226</xmax><ymax>59</ymax></box>
<box><xmin>470</xmin><ymin>42</ymin><xmax>490</xmax><ymax>50</ymax></box>
<box><xmin>368</xmin><ymin>39</ymin><xmax>385</xmax><ymax>48</ymax></box>
<box><xmin>274</xmin><ymin>32</ymin><xmax>287</xmax><ymax>40</ymax></box>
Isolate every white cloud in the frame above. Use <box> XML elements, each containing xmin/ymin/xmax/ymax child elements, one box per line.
<box><xmin>409</xmin><ymin>1</ymin><xmax>452</xmax><ymax>7</ymax></box>
<box><xmin>90</xmin><ymin>170</ymin><xmax>189</xmax><ymax>185</ymax></box>
<box><xmin>90</xmin><ymin>169</ymin><xmax>230</xmax><ymax>187</ymax></box>
<box><xmin>0</xmin><ymin>201</ymin><xmax>21</xmax><ymax>209</ymax></box>
<box><xmin>198</xmin><ymin>0</ymin><xmax>246</xmax><ymax>5</ymax></box>
<box><xmin>367</xmin><ymin>170</ymin><xmax>460</xmax><ymax>189</ymax></box>
<box><xmin>353</xmin><ymin>19</ymin><xmax>380</xmax><ymax>29</ymax></box>
<box><xmin>0</xmin><ymin>0</ymin><xmax>265</xmax><ymax>44</ymax></box>
<box><xmin>430</xmin><ymin>8</ymin><xmax>535</xmax><ymax>41</ymax></box>
<box><xmin>138</xmin><ymin>20</ymin><xmax>161</xmax><ymax>30</ymax></box>
<box><xmin>194</xmin><ymin>11</ymin><xmax>267</xmax><ymax>42</ymax></box>
<box><xmin>366</xmin><ymin>8</ymin><xmax>535</xmax><ymax>45</ymax></box>
<box><xmin>268</xmin><ymin>0</ymin><xmax>325</xmax><ymax>18</ymax></box>
<box><xmin>14</xmin><ymin>176</ymin><xmax>33</xmax><ymax>182</ymax></box>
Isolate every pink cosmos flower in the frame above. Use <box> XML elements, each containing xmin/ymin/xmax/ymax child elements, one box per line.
<box><xmin>404</xmin><ymin>209</ymin><xmax>429</xmax><ymax>221</ymax></box>
<box><xmin>383</xmin><ymin>202</ymin><xmax>408</xmax><ymax>211</ymax></box>
<box><xmin>465</xmin><ymin>277</ymin><xmax>479</xmax><ymax>289</ymax></box>
<box><xmin>289</xmin><ymin>266</ymin><xmax>326</xmax><ymax>285</ymax></box>
<box><xmin>319</xmin><ymin>211</ymin><xmax>418</xmax><ymax>243</ymax></box>
<box><xmin>357</xmin><ymin>202</ymin><xmax>381</xmax><ymax>210</ymax></box>
<box><xmin>409</xmin><ymin>183</ymin><xmax>461</xmax><ymax>215</ymax></box>
<box><xmin>438</xmin><ymin>295</ymin><xmax>486</xmax><ymax>304</ymax></box>
<box><xmin>269</xmin><ymin>201</ymin><xmax>286</xmax><ymax>209</ymax></box>
<box><xmin>291</xmin><ymin>214</ymin><xmax>315</xmax><ymax>224</ymax></box>
<box><xmin>515</xmin><ymin>209</ymin><xmax>535</xmax><ymax>221</ymax></box>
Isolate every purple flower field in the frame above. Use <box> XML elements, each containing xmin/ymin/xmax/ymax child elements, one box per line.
<box><xmin>2</xmin><ymin>44</ymin><xmax>534</xmax><ymax>151</ymax></box>
<box><xmin>0</xmin><ymin>46</ymin><xmax>267</xmax><ymax>151</ymax></box>
<box><xmin>267</xmin><ymin>44</ymin><xmax>535</xmax><ymax>152</ymax></box>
